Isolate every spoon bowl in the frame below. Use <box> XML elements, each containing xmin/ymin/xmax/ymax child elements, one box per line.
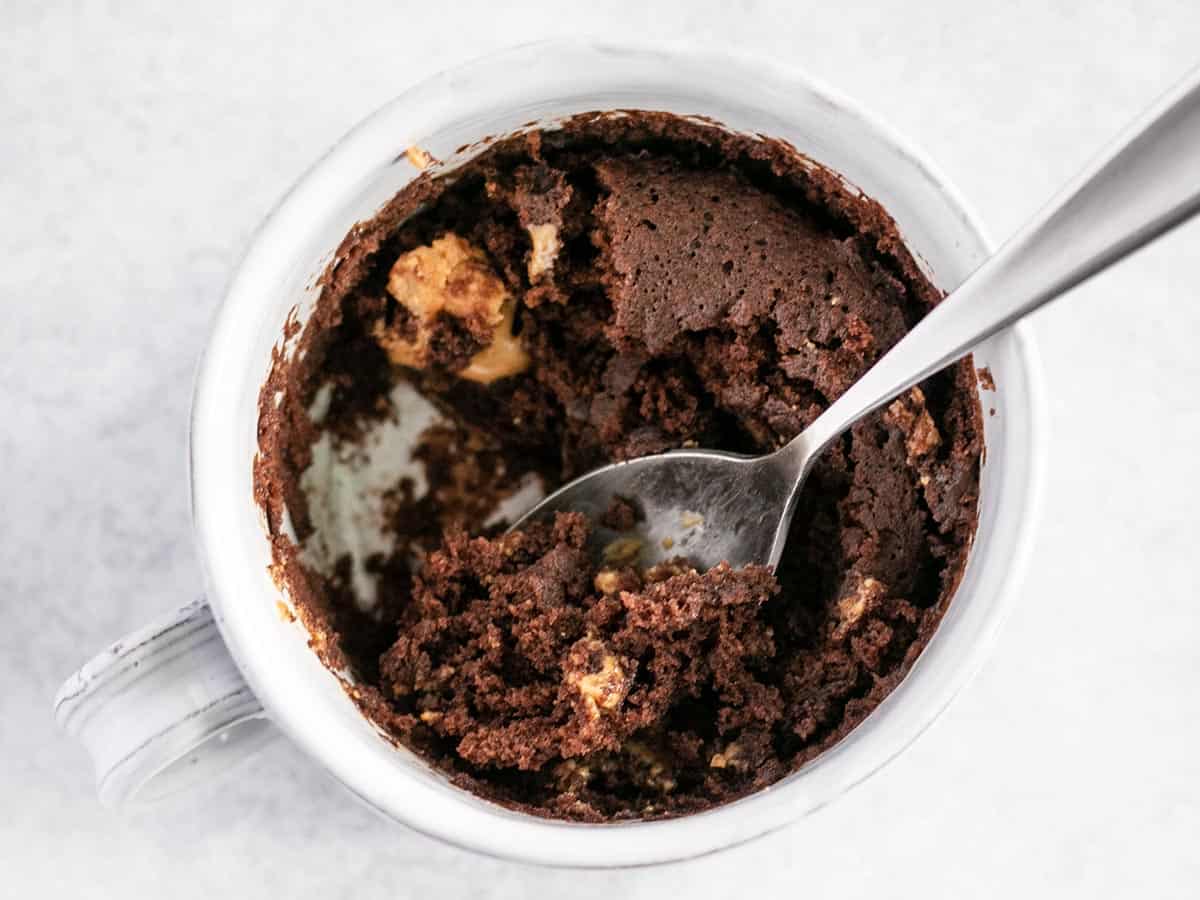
<box><xmin>510</xmin><ymin>442</ymin><xmax>812</xmax><ymax>571</ymax></box>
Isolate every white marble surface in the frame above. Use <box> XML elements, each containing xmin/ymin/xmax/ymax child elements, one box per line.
<box><xmin>4</xmin><ymin>1</ymin><xmax>1200</xmax><ymax>895</ymax></box>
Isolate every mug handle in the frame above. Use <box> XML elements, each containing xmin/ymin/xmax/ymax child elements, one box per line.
<box><xmin>54</xmin><ymin>600</ymin><xmax>276</xmax><ymax>807</ymax></box>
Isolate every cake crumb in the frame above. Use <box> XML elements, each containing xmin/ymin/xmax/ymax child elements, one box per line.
<box><xmin>593</xmin><ymin>569</ymin><xmax>623</xmax><ymax>594</ymax></box>
<box><xmin>602</xmin><ymin>536</ymin><xmax>643</xmax><ymax>567</ymax></box>
<box><xmin>834</xmin><ymin>576</ymin><xmax>887</xmax><ymax>638</ymax></box>
<box><xmin>884</xmin><ymin>386</ymin><xmax>941</xmax><ymax>462</ymax></box>
<box><xmin>566</xmin><ymin>639</ymin><xmax>632</xmax><ymax>718</ymax></box>
<box><xmin>405</xmin><ymin>145</ymin><xmax>435</xmax><ymax>170</ymax></box>
<box><xmin>527</xmin><ymin>223</ymin><xmax>561</xmax><ymax>280</ymax></box>
<box><xmin>599</xmin><ymin>495</ymin><xmax>641</xmax><ymax>531</ymax></box>
<box><xmin>710</xmin><ymin>742</ymin><xmax>741</xmax><ymax>769</ymax></box>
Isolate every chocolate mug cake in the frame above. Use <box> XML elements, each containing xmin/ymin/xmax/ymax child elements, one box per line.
<box><xmin>255</xmin><ymin>111</ymin><xmax>983</xmax><ymax>822</ymax></box>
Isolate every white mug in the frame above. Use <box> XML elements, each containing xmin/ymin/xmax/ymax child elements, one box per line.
<box><xmin>55</xmin><ymin>39</ymin><xmax>1045</xmax><ymax>868</ymax></box>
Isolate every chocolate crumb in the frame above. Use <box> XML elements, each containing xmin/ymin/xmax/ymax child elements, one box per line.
<box><xmin>599</xmin><ymin>495</ymin><xmax>641</xmax><ymax>531</ymax></box>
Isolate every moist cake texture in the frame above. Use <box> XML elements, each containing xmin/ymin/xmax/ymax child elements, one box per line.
<box><xmin>255</xmin><ymin>112</ymin><xmax>984</xmax><ymax>821</ymax></box>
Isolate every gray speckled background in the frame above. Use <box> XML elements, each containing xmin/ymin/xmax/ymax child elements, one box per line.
<box><xmin>5</xmin><ymin>1</ymin><xmax>1200</xmax><ymax>896</ymax></box>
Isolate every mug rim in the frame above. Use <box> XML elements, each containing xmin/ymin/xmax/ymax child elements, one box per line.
<box><xmin>191</xmin><ymin>37</ymin><xmax>1046</xmax><ymax>867</ymax></box>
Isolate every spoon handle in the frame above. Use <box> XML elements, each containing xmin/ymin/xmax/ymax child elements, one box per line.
<box><xmin>793</xmin><ymin>64</ymin><xmax>1200</xmax><ymax>461</ymax></box>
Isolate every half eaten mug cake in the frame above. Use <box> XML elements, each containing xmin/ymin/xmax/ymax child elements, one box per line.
<box><xmin>255</xmin><ymin>112</ymin><xmax>983</xmax><ymax>822</ymax></box>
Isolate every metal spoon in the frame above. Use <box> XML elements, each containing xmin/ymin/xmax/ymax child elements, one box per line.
<box><xmin>512</xmin><ymin>66</ymin><xmax>1200</xmax><ymax>571</ymax></box>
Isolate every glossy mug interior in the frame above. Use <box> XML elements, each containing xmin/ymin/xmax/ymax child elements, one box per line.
<box><xmin>55</xmin><ymin>40</ymin><xmax>1044</xmax><ymax>867</ymax></box>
